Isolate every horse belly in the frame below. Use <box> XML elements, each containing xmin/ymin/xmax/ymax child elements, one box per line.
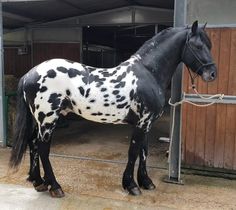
<box><xmin>74</xmin><ymin>94</ymin><xmax>130</xmax><ymax>124</ymax></box>
<box><xmin>71</xmin><ymin>83</ymin><xmax>132</xmax><ymax>124</ymax></box>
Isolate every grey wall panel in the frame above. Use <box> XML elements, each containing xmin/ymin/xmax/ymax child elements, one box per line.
<box><xmin>187</xmin><ymin>0</ymin><xmax>236</xmax><ymax>25</ymax></box>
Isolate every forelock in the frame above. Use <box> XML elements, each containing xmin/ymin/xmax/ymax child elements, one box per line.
<box><xmin>200</xmin><ymin>30</ymin><xmax>212</xmax><ymax>49</ymax></box>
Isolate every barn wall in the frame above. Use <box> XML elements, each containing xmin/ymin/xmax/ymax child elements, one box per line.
<box><xmin>186</xmin><ymin>0</ymin><xmax>236</xmax><ymax>25</ymax></box>
<box><xmin>4</xmin><ymin>47</ymin><xmax>31</xmax><ymax>77</ymax></box>
<box><xmin>4</xmin><ymin>42</ymin><xmax>80</xmax><ymax>78</ymax></box>
<box><xmin>32</xmin><ymin>43</ymin><xmax>80</xmax><ymax>66</ymax></box>
<box><xmin>3</xmin><ymin>27</ymin><xmax>82</xmax><ymax>77</ymax></box>
<box><xmin>182</xmin><ymin>28</ymin><xmax>236</xmax><ymax>170</ymax></box>
<box><xmin>4</xmin><ymin>27</ymin><xmax>82</xmax><ymax>45</ymax></box>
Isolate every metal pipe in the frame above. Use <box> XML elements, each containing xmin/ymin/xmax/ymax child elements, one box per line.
<box><xmin>166</xmin><ymin>0</ymin><xmax>187</xmax><ymax>184</ymax></box>
<box><xmin>48</xmin><ymin>152</ymin><xmax>168</xmax><ymax>171</ymax></box>
<box><xmin>184</xmin><ymin>94</ymin><xmax>236</xmax><ymax>104</ymax></box>
<box><xmin>0</xmin><ymin>2</ymin><xmax>6</xmax><ymax>147</ymax></box>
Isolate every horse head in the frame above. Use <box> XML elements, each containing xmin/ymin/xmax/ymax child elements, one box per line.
<box><xmin>181</xmin><ymin>20</ymin><xmax>217</xmax><ymax>82</ymax></box>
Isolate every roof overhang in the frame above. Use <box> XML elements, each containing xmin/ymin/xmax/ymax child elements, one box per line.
<box><xmin>2</xmin><ymin>0</ymin><xmax>174</xmax><ymax>30</ymax></box>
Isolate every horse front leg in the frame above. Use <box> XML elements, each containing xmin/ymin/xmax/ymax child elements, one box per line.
<box><xmin>137</xmin><ymin>134</ymin><xmax>156</xmax><ymax>190</ymax></box>
<box><xmin>122</xmin><ymin>127</ymin><xmax>145</xmax><ymax>195</ymax></box>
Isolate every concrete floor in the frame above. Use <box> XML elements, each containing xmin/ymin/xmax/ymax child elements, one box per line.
<box><xmin>1</xmin><ymin>117</ymin><xmax>236</xmax><ymax>209</ymax></box>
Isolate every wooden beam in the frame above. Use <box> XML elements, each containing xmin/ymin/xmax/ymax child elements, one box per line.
<box><xmin>3</xmin><ymin>11</ymin><xmax>34</xmax><ymax>22</ymax></box>
<box><xmin>2</xmin><ymin>0</ymin><xmax>50</xmax><ymax>2</ymax></box>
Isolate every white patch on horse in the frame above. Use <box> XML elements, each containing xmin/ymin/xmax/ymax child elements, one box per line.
<box><xmin>142</xmin><ymin>149</ymin><xmax>146</xmax><ymax>161</ymax></box>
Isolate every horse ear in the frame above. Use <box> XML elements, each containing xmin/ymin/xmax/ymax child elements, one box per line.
<box><xmin>202</xmin><ymin>22</ymin><xmax>207</xmax><ymax>30</ymax></box>
<box><xmin>191</xmin><ymin>20</ymin><xmax>198</xmax><ymax>35</ymax></box>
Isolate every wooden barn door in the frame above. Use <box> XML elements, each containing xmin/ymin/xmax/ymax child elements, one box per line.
<box><xmin>182</xmin><ymin>28</ymin><xmax>236</xmax><ymax>171</ymax></box>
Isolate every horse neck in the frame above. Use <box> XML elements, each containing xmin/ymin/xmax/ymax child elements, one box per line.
<box><xmin>136</xmin><ymin>29</ymin><xmax>188</xmax><ymax>90</ymax></box>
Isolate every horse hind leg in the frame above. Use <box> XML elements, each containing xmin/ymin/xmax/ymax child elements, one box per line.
<box><xmin>27</xmin><ymin>127</ymin><xmax>48</xmax><ymax>192</ymax></box>
<box><xmin>137</xmin><ymin>135</ymin><xmax>156</xmax><ymax>190</ymax></box>
<box><xmin>37</xmin><ymin>115</ymin><xmax>65</xmax><ymax>198</ymax></box>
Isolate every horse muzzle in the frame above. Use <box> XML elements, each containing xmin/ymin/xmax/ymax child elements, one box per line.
<box><xmin>201</xmin><ymin>66</ymin><xmax>217</xmax><ymax>82</ymax></box>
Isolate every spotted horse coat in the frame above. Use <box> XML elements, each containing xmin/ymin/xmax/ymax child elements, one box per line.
<box><xmin>10</xmin><ymin>21</ymin><xmax>217</xmax><ymax>197</ymax></box>
<box><xmin>24</xmin><ymin>56</ymin><xmax>164</xmax><ymax>141</ymax></box>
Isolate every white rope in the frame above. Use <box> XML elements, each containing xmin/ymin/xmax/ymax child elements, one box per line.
<box><xmin>167</xmin><ymin>86</ymin><xmax>224</xmax><ymax>180</ymax></box>
<box><xmin>168</xmin><ymin>89</ymin><xmax>224</xmax><ymax>108</ymax></box>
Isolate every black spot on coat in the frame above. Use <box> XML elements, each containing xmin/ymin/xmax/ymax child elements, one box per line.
<box><xmin>117</xmin><ymin>96</ymin><xmax>125</xmax><ymax>102</ymax></box>
<box><xmin>72</xmin><ymin>100</ymin><xmax>76</xmax><ymax>106</ymax></box>
<box><xmin>89</xmin><ymin>99</ymin><xmax>96</xmax><ymax>103</ymax></box>
<box><xmin>114</xmin><ymin>81</ymin><xmax>125</xmax><ymax>88</ymax></box>
<box><xmin>66</xmin><ymin>89</ymin><xmax>71</xmax><ymax>96</ymax></box>
<box><xmin>46</xmin><ymin>111</ymin><xmax>54</xmax><ymax>117</ymax></box>
<box><xmin>91</xmin><ymin>112</ymin><xmax>103</xmax><ymax>116</ymax></box>
<box><xmin>68</xmin><ymin>68</ymin><xmax>80</xmax><ymax>78</ymax></box>
<box><xmin>57</xmin><ymin>67</ymin><xmax>68</xmax><ymax>73</ymax></box>
<box><xmin>85</xmin><ymin>89</ymin><xmax>90</xmax><ymax>98</ymax></box>
<box><xmin>129</xmin><ymin>89</ymin><xmax>135</xmax><ymax>100</ymax></box>
<box><xmin>112</xmin><ymin>90</ymin><xmax>119</xmax><ymax>95</ymax></box>
<box><xmin>47</xmin><ymin>69</ymin><xmax>57</xmax><ymax>78</ymax></box>
<box><xmin>48</xmin><ymin>93</ymin><xmax>62</xmax><ymax>110</ymax></box>
<box><xmin>117</xmin><ymin>102</ymin><xmax>128</xmax><ymax>109</ymax></box>
<box><xmin>78</xmin><ymin>87</ymin><xmax>85</xmax><ymax>96</ymax></box>
<box><xmin>40</xmin><ymin>86</ymin><xmax>47</xmax><ymax>92</ymax></box>
<box><xmin>38</xmin><ymin>112</ymin><xmax>46</xmax><ymax>124</ymax></box>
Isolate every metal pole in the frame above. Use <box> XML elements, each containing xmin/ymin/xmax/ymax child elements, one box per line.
<box><xmin>0</xmin><ymin>2</ymin><xmax>6</xmax><ymax>147</ymax></box>
<box><xmin>155</xmin><ymin>24</ymin><xmax>158</xmax><ymax>34</ymax></box>
<box><xmin>164</xmin><ymin>0</ymin><xmax>186</xmax><ymax>184</ymax></box>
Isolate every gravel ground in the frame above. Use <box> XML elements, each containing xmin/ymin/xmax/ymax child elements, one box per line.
<box><xmin>1</xmin><ymin>117</ymin><xmax>236</xmax><ymax>209</ymax></box>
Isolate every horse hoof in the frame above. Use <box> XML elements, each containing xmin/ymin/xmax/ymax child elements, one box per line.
<box><xmin>127</xmin><ymin>186</ymin><xmax>142</xmax><ymax>196</ymax></box>
<box><xmin>34</xmin><ymin>183</ymin><xmax>48</xmax><ymax>192</ymax></box>
<box><xmin>49</xmin><ymin>188</ymin><xmax>65</xmax><ymax>198</ymax></box>
<box><xmin>26</xmin><ymin>176</ymin><xmax>34</xmax><ymax>182</ymax></box>
<box><xmin>140</xmin><ymin>182</ymin><xmax>156</xmax><ymax>190</ymax></box>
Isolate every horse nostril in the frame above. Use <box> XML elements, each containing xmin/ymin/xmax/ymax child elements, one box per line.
<box><xmin>211</xmin><ymin>71</ymin><xmax>215</xmax><ymax>78</ymax></box>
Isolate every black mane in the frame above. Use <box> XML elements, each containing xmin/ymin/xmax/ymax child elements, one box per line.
<box><xmin>135</xmin><ymin>27</ymin><xmax>182</xmax><ymax>57</ymax></box>
<box><xmin>135</xmin><ymin>26</ymin><xmax>212</xmax><ymax>57</ymax></box>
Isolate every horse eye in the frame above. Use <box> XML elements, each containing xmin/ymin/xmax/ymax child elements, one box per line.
<box><xmin>195</xmin><ymin>45</ymin><xmax>203</xmax><ymax>50</ymax></box>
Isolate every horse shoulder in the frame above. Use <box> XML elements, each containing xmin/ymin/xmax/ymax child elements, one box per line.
<box><xmin>135</xmin><ymin>70</ymin><xmax>165</xmax><ymax>113</ymax></box>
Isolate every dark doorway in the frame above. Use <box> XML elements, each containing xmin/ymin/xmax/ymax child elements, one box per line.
<box><xmin>82</xmin><ymin>25</ymin><xmax>168</xmax><ymax>68</ymax></box>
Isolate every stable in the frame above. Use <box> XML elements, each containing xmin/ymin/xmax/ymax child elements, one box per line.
<box><xmin>0</xmin><ymin>0</ymin><xmax>236</xmax><ymax>185</ymax></box>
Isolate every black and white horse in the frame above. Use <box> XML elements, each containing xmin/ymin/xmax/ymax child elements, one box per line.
<box><xmin>10</xmin><ymin>21</ymin><xmax>217</xmax><ymax>197</ymax></box>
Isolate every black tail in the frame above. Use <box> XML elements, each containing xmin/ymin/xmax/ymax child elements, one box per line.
<box><xmin>9</xmin><ymin>77</ymin><xmax>33</xmax><ymax>168</ymax></box>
